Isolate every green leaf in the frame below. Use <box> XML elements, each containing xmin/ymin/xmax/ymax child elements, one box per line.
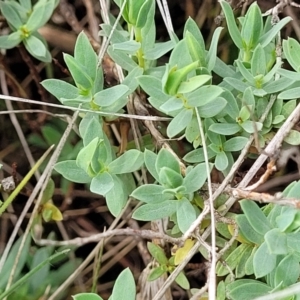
<box><xmin>241</xmin><ymin>2</ymin><xmax>262</xmax><ymax>50</ymax></box>
<box><xmin>54</xmin><ymin>161</ymin><xmax>91</xmax><ymax>183</ymax></box>
<box><xmin>284</xmin><ymin>130</ymin><xmax>300</xmax><ymax>145</ymax></box>
<box><xmin>0</xmin><ymin>235</ymin><xmax>31</xmax><ymax>289</ymax></box>
<box><xmin>147</xmin><ymin>242</ymin><xmax>168</xmax><ymax>265</ymax></box>
<box><xmin>106</xmin><ymin>174</ymin><xmax>127</xmax><ymax>216</ymax></box>
<box><xmin>178</xmin><ymin>75</ymin><xmax>211</xmax><ymax>94</ymax></box>
<box><xmin>169</xmin><ymin>39</ymin><xmax>192</xmax><ymax>68</ymax></box>
<box><xmin>175</xmin><ymin>272</ymin><xmax>190</xmax><ymax>290</ymax></box>
<box><xmin>227</xmin><ymin>279</ymin><xmax>272</xmax><ymax>300</ymax></box>
<box><xmin>209</xmin><ymin>123</ymin><xmax>240</xmax><ymax>135</ymax></box>
<box><xmin>144</xmin><ymin>40</ymin><xmax>175</xmax><ymax>60</ymax></box>
<box><xmin>108</xmin><ymin>150</ymin><xmax>143</xmax><ymax>174</ymax></box>
<box><xmin>76</xmin><ymin>138</ymin><xmax>99</xmax><ymax>175</ymax></box>
<box><xmin>217</xmin><ymin>281</ymin><xmax>226</xmax><ymax>300</ymax></box>
<box><xmin>222</xmin><ymin>90</ymin><xmax>240</xmax><ymax>120</ymax></box>
<box><xmin>264</xmin><ymin>228</ymin><xmax>288</xmax><ymax>255</ymax></box>
<box><xmin>72</xmin><ymin>293</ymin><xmax>103</xmax><ymax>300</ymax></box>
<box><xmin>113</xmin><ymin>40</ymin><xmax>141</xmax><ymax>54</ymax></box>
<box><xmin>41</xmin><ymin>178</ymin><xmax>55</xmax><ymax>204</ymax></box>
<box><xmin>144</xmin><ymin>149</ymin><xmax>159</xmax><ymax>181</ymax></box>
<box><xmin>251</xmin><ymin>44</ymin><xmax>266</xmax><ymax>76</ymax></box>
<box><xmin>236</xmin><ymin>215</ymin><xmax>264</xmax><ymax>244</ymax></box>
<box><xmin>272</xmin><ymin>115</ymin><xmax>285</xmax><ymax>125</ymax></box>
<box><xmin>223</xmin><ymin>137</ymin><xmax>248</xmax><ymax>151</ymax></box>
<box><xmin>159</xmin><ymin>167</ymin><xmax>183</xmax><ymax>188</ymax></box>
<box><xmin>235</xmin><ymin>244</ymin><xmax>253</xmax><ymax>278</ymax></box>
<box><xmin>183</xmin><ymin>147</ymin><xmax>216</xmax><ymax>163</ymax></box>
<box><xmin>167</xmin><ymin>108</ymin><xmax>193</xmax><ymax>138</ymax></box>
<box><xmin>148</xmin><ymin>266</ymin><xmax>166</xmax><ymax>281</ymax></box>
<box><xmin>45</xmin><ymin>247</ymin><xmax>74</xmax><ymax>275</ymax></box>
<box><xmin>136</xmin><ymin>0</ymin><xmax>153</xmax><ymax>28</ymax></box>
<box><xmin>63</xmin><ymin>53</ymin><xmax>93</xmax><ymax>90</ymax></box>
<box><xmin>26</xmin><ymin>0</ymin><xmax>57</xmax><ymax>31</ymax></box>
<box><xmin>122</xmin><ymin>66</ymin><xmax>143</xmax><ymax>93</ymax></box>
<box><xmin>236</xmin><ymin>61</ymin><xmax>255</xmax><ymax>85</ymax></box>
<box><xmin>90</xmin><ymin>172</ymin><xmax>114</xmax><ymax>195</ymax></box>
<box><xmin>253</xmin><ymin>242</ymin><xmax>276</xmax><ymax>278</ymax></box>
<box><xmin>223</xmin><ymin>77</ymin><xmax>249</xmax><ymax>92</ymax></box>
<box><xmin>110</xmin><ymin>268</ymin><xmax>135</xmax><ymax>300</ymax></box>
<box><xmin>74</xmin><ymin>32</ymin><xmax>98</xmax><ymax>80</ymax></box>
<box><xmin>0</xmin><ymin>32</ymin><xmax>21</xmax><ymax>49</ymax></box>
<box><xmin>108</xmin><ymin>46</ymin><xmax>138</xmax><ymax>71</ymax></box>
<box><xmin>217</xmin><ymin>244</ymin><xmax>250</xmax><ymax>276</ymax></box>
<box><xmin>23</xmin><ymin>34</ymin><xmax>47</xmax><ymax>59</ymax></box>
<box><xmin>245</xmin><ymin>247</ymin><xmax>256</xmax><ymax>275</ymax></box>
<box><xmin>159</xmin><ymin>97</ymin><xmax>183</xmax><ymax>114</ymax></box>
<box><xmin>287</xmin><ymin>232</ymin><xmax>300</xmax><ymax>252</ymax></box>
<box><xmin>274</xmin><ymin>254</ymin><xmax>299</xmax><ymax>287</ymax></box>
<box><xmin>240</xmin><ymin>120</ymin><xmax>262</xmax><ymax>134</ymax></box>
<box><xmin>137</xmin><ymin>75</ymin><xmax>169</xmax><ymax>104</ymax></box>
<box><xmin>282</xmin><ymin>99</ymin><xmax>296</xmax><ymax>118</ymax></box>
<box><xmin>28</xmin><ymin>247</ymin><xmax>50</xmax><ymax>292</ymax></box>
<box><xmin>207</xmin><ymin>27</ymin><xmax>223</xmax><ymax>71</ymax></box>
<box><xmin>0</xmin><ymin>1</ymin><xmax>23</xmax><ymax>30</ymax></box>
<box><xmin>187</xmin><ymin>85</ymin><xmax>223</xmax><ymax>107</ymax></box>
<box><xmin>0</xmin><ymin>249</ymin><xmax>70</xmax><ymax>300</ymax></box>
<box><xmin>163</xmin><ymin>61</ymin><xmax>199</xmax><ymax>95</ymax></box>
<box><xmin>132</xmin><ymin>200</ymin><xmax>178</xmax><ymax>220</ymax></box>
<box><xmin>183</xmin><ymin>163</ymin><xmax>210</xmax><ymax>192</ymax></box>
<box><xmin>20</xmin><ymin>0</ymin><xmax>32</xmax><ymax>10</ymax></box>
<box><xmin>80</xmin><ymin>115</ymin><xmax>104</xmax><ymax>146</ymax></box>
<box><xmin>239</xmin><ymin>105</ymin><xmax>251</xmax><ymax>121</ymax></box>
<box><xmin>276</xmin><ymin>207</ymin><xmax>297</xmax><ymax>232</ymax></box>
<box><xmin>219</xmin><ymin>0</ymin><xmax>243</xmax><ymax>49</ymax></box>
<box><xmin>277</xmin><ymin>68</ymin><xmax>300</xmax><ymax>81</ymax></box>
<box><xmin>177</xmin><ymin>199</ymin><xmax>196</xmax><ymax>233</ymax></box>
<box><xmin>263</xmin><ymin>77</ymin><xmax>294</xmax><ymax>94</ymax></box>
<box><xmin>155</xmin><ymin>148</ymin><xmax>180</xmax><ymax>174</ymax></box>
<box><xmin>197</xmin><ymin>97</ymin><xmax>227</xmax><ymax>118</ymax></box>
<box><xmin>215</xmin><ymin>151</ymin><xmax>228</xmax><ymax>171</ymax></box>
<box><xmin>183</xmin><ymin>17</ymin><xmax>205</xmax><ymax>52</ymax></box>
<box><xmin>41</xmin><ymin>79</ymin><xmax>79</xmax><ymax>102</ymax></box>
<box><xmin>184</xmin><ymin>31</ymin><xmax>206</xmax><ymax>67</ymax></box>
<box><xmin>240</xmin><ymin>200</ymin><xmax>272</xmax><ymax>235</ymax></box>
<box><xmin>259</xmin><ymin>17</ymin><xmax>292</xmax><ymax>48</ymax></box>
<box><xmin>131</xmin><ymin>184</ymin><xmax>173</xmax><ymax>203</ymax></box>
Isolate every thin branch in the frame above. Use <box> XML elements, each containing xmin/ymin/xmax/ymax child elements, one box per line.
<box><xmin>0</xmin><ymin>71</ymin><xmax>40</xmax><ymax>181</ymax></box>
<box><xmin>35</xmin><ymin>228</ymin><xmax>181</xmax><ymax>247</ymax></box>
<box><xmin>228</xmin><ymin>187</ymin><xmax>300</xmax><ymax>208</ymax></box>
<box><xmin>98</xmin><ymin>0</ymin><xmax>127</xmax><ymax>64</ymax></box>
<box><xmin>187</xmin><ymin>108</ymin><xmax>216</xmax><ymax>299</ymax></box>
<box><xmin>4</xmin><ymin>108</ymin><xmax>80</xmax><ymax>291</ymax></box>
<box><xmin>0</xmin><ymin>94</ymin><xmax>171</xmax><ymax>121</ymax></box>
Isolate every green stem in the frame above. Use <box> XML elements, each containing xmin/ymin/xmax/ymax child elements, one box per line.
<box><xmin>0</xmin><ymin>145</ymin><xmax>54</xmax><ymax>217</ymax></box>
<box><xmin>135</xmin><ymin>27</ymin><xmax>145</xmax><ymax>69</ymax></box>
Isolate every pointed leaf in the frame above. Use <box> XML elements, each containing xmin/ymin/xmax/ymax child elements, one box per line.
<box><xmin>167</xmin><ymin>109</ymin><xmax>193</xmax><ymax>138</ymax></box>
<box><xmin>90</xmin><ymin>172</ymin><xmax>114</xmax><ymax>195</ymax></box>
<box><xmin>110</xmin><ymin>268</ymin><xmax>135</xmax><ymax>300</ymax></box>
<box><xmin>108</xmin><ymin>149</ymin><xmax>143</xmax><ymax>174</ymax></box>
<box><xmin>177</xmin><ymin>199</ymin><xmax>197</xmax><ymax>233</ymax></box>
<box><xmin>183</xmin><ymin>163</ymin><xmax>210</xmax><ymax>192</ymax></box>
<box><xmin>131</xmin><ymin>184</ymin><xmax>173</xmax><ymax>203</ymax></box>
<box><xmin>133</xmin><ymin>201</ymin><xmax>178</xmax><ymax>221</ymax></box>
<box><xmin>54</xmin><ymin>160</ymin><xmax>91</xmax><ymax>183</ymax></box>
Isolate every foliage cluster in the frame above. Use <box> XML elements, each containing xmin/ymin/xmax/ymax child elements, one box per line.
<box><xmin>2</xmin><ymin>0</ymin><xmax>300</xmax><ymax>299</ymax></box>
